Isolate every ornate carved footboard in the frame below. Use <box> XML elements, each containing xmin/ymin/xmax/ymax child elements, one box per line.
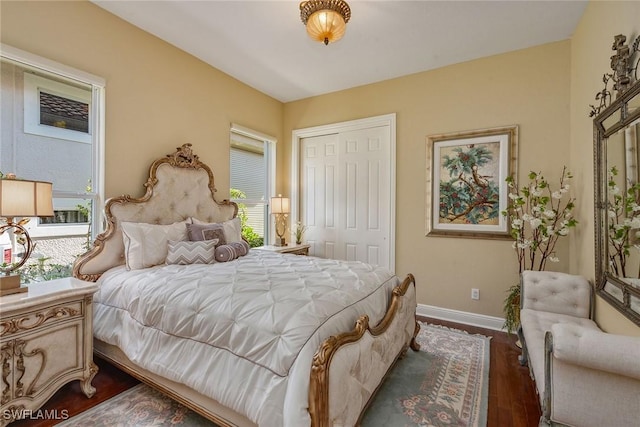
<box><xmin>74</xmin><ymin>144</ymin><xmax>420</xmax><ymax>427</ymax></box>
<box><xmin>310</xmin><ymin>274</ymin><xmax>419</xmax><ymax>426</ymax></box>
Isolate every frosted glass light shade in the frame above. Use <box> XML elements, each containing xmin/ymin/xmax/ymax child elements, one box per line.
<box><xmin>300</xmin><ymin>0</ymin><xmax>351</xmax><ymax>46</ymax></box>
<box><xmin>306</xmin><ymin>9</ymin><xmax>346</xmax><ymax>45</ymax></box>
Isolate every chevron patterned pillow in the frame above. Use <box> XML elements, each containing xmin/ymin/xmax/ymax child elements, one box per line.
<box><xmin>165</xmin><ymin>240</ymin><xmax>218</xmax><ymax>265</ymax></box>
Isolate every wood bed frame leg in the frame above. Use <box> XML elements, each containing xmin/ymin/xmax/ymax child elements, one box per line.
<box><xmin>410</xmin><ymin>319</ymin><xmax>421</xmax><ymax>351</ymax></box>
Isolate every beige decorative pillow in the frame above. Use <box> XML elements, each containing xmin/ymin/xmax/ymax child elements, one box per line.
<box><xmin>191</xmin><ymin>217</ymin><xmax>242</xmax><ymax>243</ymax></box>
<box><xmin>121</xmin><ymin>220</ymin><xmax>190</xmax><ymax>270</ymax></box>
<box><xmin>166</xmin><ymin>240</ymin><xmax>218</xmax><ymax>265</ymax></box>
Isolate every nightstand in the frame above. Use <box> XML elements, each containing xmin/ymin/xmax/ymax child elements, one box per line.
<box><xmin>254</xmin><ymin>243</ymin><xmax>311</xmax><ymax>256</ymax></box>
<box><xmin>0</xmin><ymin>277</ymin><xmax>98</xmax><ymax>426</ymax></box>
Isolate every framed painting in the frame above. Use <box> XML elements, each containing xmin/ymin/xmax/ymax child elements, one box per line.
<box><xmin>426</xmin><ymin>125</ymin><xmax>518</xmax><ymax>239</ymax></box>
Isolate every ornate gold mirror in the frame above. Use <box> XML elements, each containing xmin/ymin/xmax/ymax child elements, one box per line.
<box><xmin>593</xmin><ymin>34</ymin><xmax>640</xmax><ymax>326</ymax></box>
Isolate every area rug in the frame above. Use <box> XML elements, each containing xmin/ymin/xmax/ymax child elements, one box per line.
<box><xmin>361</xmin><ymin>323</ymin><xmax>490</xmax><ymax>427</ymax></box>
<box><xmin>58</xmin><ymin>322</ymin><xmax>489</xmax><ymax>427</ymax></box>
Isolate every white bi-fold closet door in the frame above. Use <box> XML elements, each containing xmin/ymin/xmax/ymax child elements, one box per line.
<box><xmin>296</xmin><ymin>115</ymin><xmax>395</xmax><ymax>270</ymax></box>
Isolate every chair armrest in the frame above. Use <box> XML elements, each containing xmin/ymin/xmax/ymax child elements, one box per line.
<box><xmin>543</xmin><ymin>324</ymin><xmax>640</xmax><ymax>426</ymax></box>
<box><xmin>548</xmin><ymin>323</ymin><xmax>640</xmax><ymax>380</ymax></box>
<box><xmin>520</xmin><ymin>270</ymin><xmax>592</xmax><ymax>318</ymax></box>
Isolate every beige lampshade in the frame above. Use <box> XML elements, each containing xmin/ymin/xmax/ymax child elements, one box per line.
<box><xmin>0</xmin><ymin>178</ymin><xmax>54</xmax><ymax>218</ymax></box>
<box><xmin>305</xmin><ymin>9</ymin><xmax>347</xmax><ymax>45</ymax></box>
<box><xmin>271</xmin><ymin>195</ymin><xmax>290</xmax><ymax>214</ymax></box>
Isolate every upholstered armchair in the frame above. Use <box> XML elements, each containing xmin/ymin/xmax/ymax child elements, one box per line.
<box><xmin>517</xmin><ymin>270</ymin><xmax>640</xmax><ymax>427</ymax></box>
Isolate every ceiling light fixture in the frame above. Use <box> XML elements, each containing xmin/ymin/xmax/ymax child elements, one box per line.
<box><xmin>300</xmin><ymin>0</ymin><xmax>351</xmax><ymax>46</ymax></box>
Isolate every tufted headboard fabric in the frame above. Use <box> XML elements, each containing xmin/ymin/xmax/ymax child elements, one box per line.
<box><xmin>73</xmin><ymin>144</ymin><xmax>237</xmax><ymax>281</ymax></box>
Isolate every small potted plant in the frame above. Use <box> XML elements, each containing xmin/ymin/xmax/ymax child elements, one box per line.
<box><xmin>294</xmin><ymin>221</ymin><xmax>307</xmax><ymax>245</ymax></box>
<box><xmin>501</xmin><ymin>167</ymin><xmax>578</xmax><ymax>335</ymax></box>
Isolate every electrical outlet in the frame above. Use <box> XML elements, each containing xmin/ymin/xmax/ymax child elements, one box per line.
<box><xmin>471</xmin><ymin>288</ymin><xmax>480</xmax><ymax>300</ymax></box>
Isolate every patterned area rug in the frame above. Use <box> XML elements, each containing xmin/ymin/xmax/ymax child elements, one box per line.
<box><xmin>59</xmin><ymin>322</ymin><xmax>489</xmax><ymax>427</ymax></box>
<box><xmin>361</xmin><ymin>323</ymin><xmax>490</xmax><ymax>427</ymax></box>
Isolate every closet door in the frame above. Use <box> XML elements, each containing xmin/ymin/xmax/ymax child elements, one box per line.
<box><xmin>300</xmin><ymin>133</ymin><xmax>339</xmax><ymax>260</ymax></box>
<box><xmin>300</xmin><ymin>125</ymin><xmax>391</xmax><ymax>269</ymax></box>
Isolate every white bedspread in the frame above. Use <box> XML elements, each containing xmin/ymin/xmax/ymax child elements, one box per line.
<box><xmin>93</xmin><ymin>250</ymin><xmax>398</xmax><ymax>426</ymax></box>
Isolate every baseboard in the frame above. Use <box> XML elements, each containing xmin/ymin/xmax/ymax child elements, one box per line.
<box><xmin>417</xmin><ymin>303</ymin><xmax>506</xmax><ymax>332</ymax></box>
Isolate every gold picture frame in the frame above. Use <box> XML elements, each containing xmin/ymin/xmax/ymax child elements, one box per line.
<box><xmin>426</xmin><ymin>125</ymin><xmax>518</xmax><ymax>239</ymax></box>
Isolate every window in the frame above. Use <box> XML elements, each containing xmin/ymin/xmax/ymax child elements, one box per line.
<box><xmin>23</xmin><ymin>72</ymin><xmax>92</xmax><ymax>143</ymax></box>
<box><xmin>0</xmin><ymin>44</ymin><xmax>105</xmax><ymax>279</ymax></box>
<box><xmin>229</xmin><ymin>124</ymin><xmax>276</xmax><ymax>247</ymax></box>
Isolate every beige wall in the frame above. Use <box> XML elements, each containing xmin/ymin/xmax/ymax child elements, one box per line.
<box><xmin>284</xmin><ymin>42</ymin><xmax>572</xmax><ymax>318</ymax></box>
<box><xmin>570</xmin><ymin>0</ymin><xmax>640</xmax><ymax>336</ymax></box>
<box><xmin>0</xmin><ymin>1</ymin><xmax>283</xmax><ymax>200</ymax></box>
<box><xmin>4</xmin><ymin>0</ymin><xmax>640</xmax><ymax>334</ymax></box>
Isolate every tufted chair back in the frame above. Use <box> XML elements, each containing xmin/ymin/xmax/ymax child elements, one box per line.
<box><xmin>521</xmin><ymin>270</ymin><xmax>593</xmax><ymax>319</ymax></box>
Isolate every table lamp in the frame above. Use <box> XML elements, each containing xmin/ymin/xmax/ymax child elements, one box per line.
<box><xmin>0</xmin><ymin>176</ymin><xmax>54</xmax><ymax>295</ymax></box>
<box><xmin>271</xmin><ymin>194</ymin><xmax>290</xmax><ymax>247</ymax></box>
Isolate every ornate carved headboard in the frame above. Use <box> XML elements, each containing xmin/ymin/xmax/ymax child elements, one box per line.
<box><xmin>73</xmin><ymin>144</ymin><xmax>238</xmax><ymax>281</ymax></box>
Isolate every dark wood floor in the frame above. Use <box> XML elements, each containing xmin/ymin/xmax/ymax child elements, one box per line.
<box><xmin>426</xmin><ymin>317</ymin><xmax>541</xmax><ymax>427</ymax></box>
<box><xmin>11</xmin><ymin>357</ymin><xmax>140</xmax><ymax>427</ymax></box>
<box><xmin>12</xmin><ymin>317</ymin><xmax>541</xmax><ymax>427</ymax></box>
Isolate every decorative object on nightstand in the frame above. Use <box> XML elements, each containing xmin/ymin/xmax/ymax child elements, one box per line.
<box><xmin>294</xmin><ymin>221</ymin><xmax>307</xmax><ymax>245</ymax></box>
<box><xmin>0</xmin><ymin>175</ymin><xmax>54</xmax><ymax>296</ymax></box>
<box><xmin>254</xmin><ymin>243</ymin><xmax>311</xmax><ymax>256</ymax></box>
<box><xmin>0</xmin><ymin>277</ymin><xmax>99</xmax><ymax>425</ymax></box>
<box><xmin>271</xmin><ymin>194</ymin><xmax>290</xmax><ymax>247</ymax></box>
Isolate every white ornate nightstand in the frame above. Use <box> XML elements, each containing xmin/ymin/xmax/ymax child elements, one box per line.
<box><xmin>0</xmin><ymin>277</ymin><xmax>98</xmax><ymax>426</ymax></box>
<box><xmin>254</xmin><ymin>243</ymin><xmax>311</xmax><ymax>256</ymax></box>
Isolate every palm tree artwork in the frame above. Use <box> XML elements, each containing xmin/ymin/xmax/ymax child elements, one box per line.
<box><xmin>438</xmin><ymin>143</ymin><xmax>501</xmax><ymax>225</ymax></box>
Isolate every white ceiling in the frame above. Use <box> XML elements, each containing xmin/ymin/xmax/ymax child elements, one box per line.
<box><xmin>93</xmin><ymin>0</ymin><xmax>588</xmax><ymax>103</ymax></box>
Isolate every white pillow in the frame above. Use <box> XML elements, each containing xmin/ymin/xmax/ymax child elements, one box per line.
<box><xmin>121</xmin><ymin>220</ymin><xmax>189</xmax><ymax>270</ymax></box>
<box><xmin>191</xmin><ymin>217</ymin><xmax>242</xmax><ymax>243</ymax></box>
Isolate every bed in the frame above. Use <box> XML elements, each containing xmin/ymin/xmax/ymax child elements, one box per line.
<box><xmin>73</xmin><ymin>144</ymin><xmax>419</xmax><ymax>427</ymax></box>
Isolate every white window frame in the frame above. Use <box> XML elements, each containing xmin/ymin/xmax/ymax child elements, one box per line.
<box><xmin>23</xmin><ymin>72</ymin><xmax>92</xmax><ymax>144</ymax></box>
<box><xmin>1</xmin><ymin>44</ymin><xmax>106</xmax><ymax>241</ymax></box>
<box><xmin>230</xmin><ymin>123</ymin><xmax>276</xmax><ymax>244</ymax></box>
